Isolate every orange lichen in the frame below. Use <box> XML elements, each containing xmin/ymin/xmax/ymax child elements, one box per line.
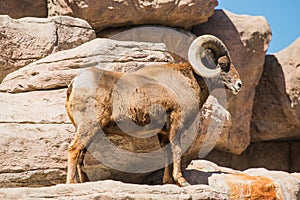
<box><xmin>225</xmin><ymin>174</ymin><xmax>283</xmax><ymax>200</ymax></box>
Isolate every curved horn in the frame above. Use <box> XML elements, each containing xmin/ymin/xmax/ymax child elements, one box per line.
<box><xmin>188</xmin><ymin>35</ymin><xmax>230</xmax><ymax>78</ymax></box>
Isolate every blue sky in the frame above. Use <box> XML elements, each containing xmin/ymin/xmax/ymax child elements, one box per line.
<box><xmin>216</xmin><ymin>0</ymin><xmax>300</xmax><ymax>54</ymax></box>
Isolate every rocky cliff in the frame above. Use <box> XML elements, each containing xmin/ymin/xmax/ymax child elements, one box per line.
<box><xmin>0</xmin><ymin>0</ymin><xmax>299</xmax><ymax>199</ymax></box>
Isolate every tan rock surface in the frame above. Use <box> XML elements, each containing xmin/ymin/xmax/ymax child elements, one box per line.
<box><xmin>0</xmin><ymin>39</ymin><xmax>172</xmax><ymax>93</ymax></box>
<box><xmin>251</xmin><ymin>38</ymin><xmax>300</xmax><ymax>141</ymax></box>
<box><xmin>48</xmin><ymin>0</ymin><xmax>218</xmax><ymax>31</ymax></box>
<box><xmin>193</xmin><ymin>9</ymin><xmax>272</xmax><ymax>154</ymax></box>
<box><xmin>0</xmin><ymin>89</ymin><xmax>73</xmax><ymax>187</ymax></box>
<box><xmin>0</xmin><ymin>0</ymin><xmax>47</xmax><ymax>18</ymax></box>
<box><xmin>0</xmin><ymin>88</ymin><xmax>232</xmax><ymax>187</ymax></box>
<box><xmin>0</xmin><ymin>15</ymin><xmax>95</xmax><ymax>83</ymax></box>
<box><xmin>0</xmin><ymin>160</ymin><xmax>299</xmax><ymax>199</ymax></box>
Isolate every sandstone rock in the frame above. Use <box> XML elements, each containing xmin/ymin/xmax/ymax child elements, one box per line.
<box><xmin>0</xmin><ymin>0</ymin><xmax>47</xmax><ymax>18</ymax></box>
<box><xmin>182</xmin><ymin>95</ymin><xmax>232</xmax><ymax>163</ymax></box>
<box><xmin>48</xmin><ymin>0</ymin><xmax>218</xmax><ymax>32</ymax></box>
<box><xmin>0</xmin><ymin>179</ymin><xmax>226</xmax><ymax>200</ymax></box>
<box><xmin>205</xmin><ymin>140</ymin><xmax>300</xmax><ymax>173</ymax></box>
<box><xmin>0</xmin><ymin>89</ymin><xmax>74</xmax><ymax>187</ymax></box>
<box><xmin>0</xmin><ymin>161</ymin><xmax>299</xmax><ymax>199</ymax></box>
<box><xmin>101</xmin><ymin>26</ymin><xmax>196</xmax><ymax>61</ymax></box>
<box><xmin>0</xmin><ymin>89</ymin><xmax>69</xmax><ymax>123</ymax></box>
<box><xmin>0</xmin><ymin>39</ymin><xmax>173</xmax><ymax>93</ymax></box>
<box><xmin>0</xmin><ymin>123</ymin><xmax>74</xmax><ymax>188</ymax></box>
<box><xmin>251</xmin><ymin>38</ymin><xmax>300</xmax><ymax>141</ymax></box>
<box><xmin>193</xmin><ymin>9</ymin><xmax>272</xmax><ymax>154</ymax></box>
<box><xmin>0</xmin><ymin>15</ymin><xmax>95</xmax><ymax>83</ymax></box>
<box><xmin>0</xmin><ymin>89</ymin><xmax>232</xmax><ymax>187</ymax></box>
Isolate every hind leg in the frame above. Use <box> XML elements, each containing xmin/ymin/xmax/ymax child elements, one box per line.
<box><xmin>158</xmin><ymin>133</ymin><xmax>174</xmax><ymax>184</ymax></box>
<box><xmin>169</xmin><ymin>120</ymin><xmax>190</xmax><ymax>187</ymax></box>
<box><xmin>67</xmin><ymin>123</ymin><xmax>100</xmax><ymax>183</ymax></box>
<box><xmin>67</xmin><ymin>133</ymin><xmax>83</xmax><ymax>183</ymax></box>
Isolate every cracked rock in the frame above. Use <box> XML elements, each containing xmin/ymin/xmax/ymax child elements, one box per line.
<box><xmin>0</xmin><ymin>15</ymin><xmax>96</xmax><ymax>83</ymax></box>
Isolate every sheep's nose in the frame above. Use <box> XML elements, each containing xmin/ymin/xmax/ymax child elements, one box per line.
<box><xmin>237</xmin><ymin>81</ymin><xmax>242</xmax><ymax>88</ymax></box>
<box><xmin>236</xmin><ymin>80</ymin><xmax>242</xmax><ymax>90</ymax></box>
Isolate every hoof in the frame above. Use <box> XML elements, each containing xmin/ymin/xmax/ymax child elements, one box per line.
<box><xmin>177</xmin><ymin>177</ymin><xmax>190</xmax><ymax>187</ymax></box>
<box><xmin>179</xmin><ymin>181</ymin><xmax>191</xmax><ymax>187</ymax></box>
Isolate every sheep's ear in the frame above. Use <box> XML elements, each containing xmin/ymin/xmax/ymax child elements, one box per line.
<box><xmin>217</xmin><ymin>56</ymin><xmax>230</xmax><ymax>72</ymax></box>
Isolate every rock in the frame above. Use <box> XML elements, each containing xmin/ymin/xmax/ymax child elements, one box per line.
<box><xmin>0</xmin><ymin>0</ymin><xmax>47</xmax><ymax>18</ymax></box>
<box><xmin>205</xmin><ymin>140</ymin><xmax>300</xmax><ymax>173</ymax></box>
<box><xmin>0</xmin><ymin>38</ymin><xmax>173</xmax><ymax>93</ymax></box>
<box><xmin>0</xmin><ymin>123</ymin><xmax>74</xmax><ymax>188</ymax></box>
<box><xmin>0</xmin><ymin>88</ymin><xmax>232</xmax><ymax>187</ymax></box>
<box><xmin>0</xmin><ymin>89</ymin><xmax>69</xmax><ymax>123</ymax></box>
<box><xmin>48</xmin><ymin>0</ymin><xmax>218</xmax><ymax>32</ymax></box>
<box><xmin>0</xmin><ymin>15</ymin><xmax>96</xmax><ymax>83</ymax></box>
<box><xmin>181</xmin><ymin>95</ymin><xmax>232</xmax><ymax>164</ymax></box>
<box><xmin>0</xmin><ymin>89</ymin><xmax>74</xmax><ymax>187</ymax></box>
<box><xmin>0</xmin><ymin>161</ymin><xmax>299</xmax><ymax>199</ymax></box>
<box><xmin>0</xmin><ymin>179</ymin><xmax>226</xmax><ymax>200</ymax></box>
<box><xmin>251</xmin><ymin>38</ymin><xmax>300</xmax><ymax>141</ymax></box>
<box><xmin>193</xmin><ymin>9</ymin><xmax>272</xmax><ymax>154</ymax></box>
<box><xmin>243</xmin><ymin>168</ymin><xmax>300</xmax><ymax>200</ymax></box>
<box><xmin>100</xmin><ymin>26</ymin><xmax>196</xmax><ymax>61</ymax></box>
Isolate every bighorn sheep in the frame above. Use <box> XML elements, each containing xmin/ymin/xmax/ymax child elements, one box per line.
<box><xmin>65</xmin><ymin>35</ymin><xmax>242</xmax><ymax>186</ymax></box>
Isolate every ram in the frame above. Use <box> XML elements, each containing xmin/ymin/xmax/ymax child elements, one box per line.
<box><xmin>65</xmin><ymin>35</ymin><xmax>242</xmax><ymax>186</ymax></box>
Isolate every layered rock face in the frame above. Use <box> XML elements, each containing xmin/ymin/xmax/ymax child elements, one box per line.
<box><xmin>193</xmin><ymin>10</ymin><xmax>272</xmax><ymax>154</ymax></box>
<box><xmin>48</xmin><ymin>0</ymin><xmax>218</xmax><ymax>31</ymax></box>
<box><xmin>251</xmin><ymin>38</ymin><xmax>300</xmax><ymax>142</ymax></box>
<box><xmin>0</xmin><ymin>161</ymin><xmax>299</xmax><ymax>200</ymax></box>
<box><xmin>0</xmin><ymin>0</ymin><xmax>299</xmax><ymax>199</ymax></box>
<box><xmin>0</xmin><ymin>15</ymin><xmax>95</xmax><ymax>82</ymax></box>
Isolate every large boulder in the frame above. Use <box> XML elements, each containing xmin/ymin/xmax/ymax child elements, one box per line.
<box><xmin>0</xmin><ymin>0</ymin><xmax>47</xmax><ymax>18</ymax></box>
<box><xmin>193</xmin><ymin>10</ymin><xmax>272</xmax><ymax>154</ymax></box>
<box><xmin>0</xmin><ymin>38</ymin><xmax>173</xmax><ymax>93</ymax></box>
<box><xmin>0</xmin><ymin>89</ymin><xmax>73</xmax><ymax>187</ymax></box>
<box><xmin>251</xmin><ymin>38</ymin><xmax>300</xmax><ymax>141</ymax></box>
<box><xmin>48</xmin><ymin>0</ymin><xmax>218</xmax><ymax>31</ymax></box>
<box><xmin>0</xmin><ymin>15</ymin><xmax>95</xmax><ymax>83</ymax></box>
<box><xmin>0</xmin><ymin>36</ymin><xmax>236</xmax><ymax>186</ymax></box>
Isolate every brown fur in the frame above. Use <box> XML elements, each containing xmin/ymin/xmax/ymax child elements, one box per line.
<box><xmin>65</xmin><ymin>59</ymin><xmax>241</xmax><ymax>186</ymax></box>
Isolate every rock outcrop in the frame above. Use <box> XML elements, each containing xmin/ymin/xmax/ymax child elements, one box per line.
<box><xmin>193</xmin><ymin>9</ymin><xmax>272</xmax><ymax>154</ymax></box>
<box><xmin>0</xmin><ymin>15</ymin><xmax>95</xmax><ymax>83</ymax></box>
<box><xmin>0</xmin><ymin>38</ymin><xmax>172</xmax><ymax>93</ymax></box>
<box><xmin>0</xmin><ymin>160</ymin><xmax>299</xmax><ymax>200</ymax></box>
<box><xmin>1</xmin><ymin>37</ymin><xmax>229</xmax><ymax>187</ymax></box>
<box><xmin>0</xmin><ymin>89</ymin><xmax>73</xmax><ymax>187</ymax></box>
<box><xmin>48</xmin><ymin>0</ymin><xmax>218</xmax><ymax>31</ymax></box>
<box><xmin>0</xmin><ymin>40</ymin><xmax>172</xmax><ymax>187</ymax></box>
<box><xmin>251</xmin><ymin>38</ymin><xmax>300</xmax><ymax>141</ymax></box>
<box><xmin>0</xmin><ymin>1</ymin><xmax>299</xmax><ymax>199</ymax></box>
<box><xmin>205</xmin><ymin>140</ymin><xmax>300</xmax><ymax>172</ymax></box>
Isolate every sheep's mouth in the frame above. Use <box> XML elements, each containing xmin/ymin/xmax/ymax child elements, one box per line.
<box><xmin>230</xmin><ymin>86</ymin><xmax>240</xmax><ymax>95</ymax></box>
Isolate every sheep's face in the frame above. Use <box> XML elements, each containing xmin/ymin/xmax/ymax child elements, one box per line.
<box><xmin>218</xmin><ymin>56</ymin><xmax>242</xmax><ymax>95</ymax></box>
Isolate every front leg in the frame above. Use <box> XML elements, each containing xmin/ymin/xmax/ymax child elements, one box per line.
<box><xmin>77</xmin><ymin>148</ymin><xmax>90</xmax><ymax>183</ymax></box>
<box><xmin>169</xmin><ymin>120</ymin><xmax>190</xmax><ymax>187</ymax></box>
